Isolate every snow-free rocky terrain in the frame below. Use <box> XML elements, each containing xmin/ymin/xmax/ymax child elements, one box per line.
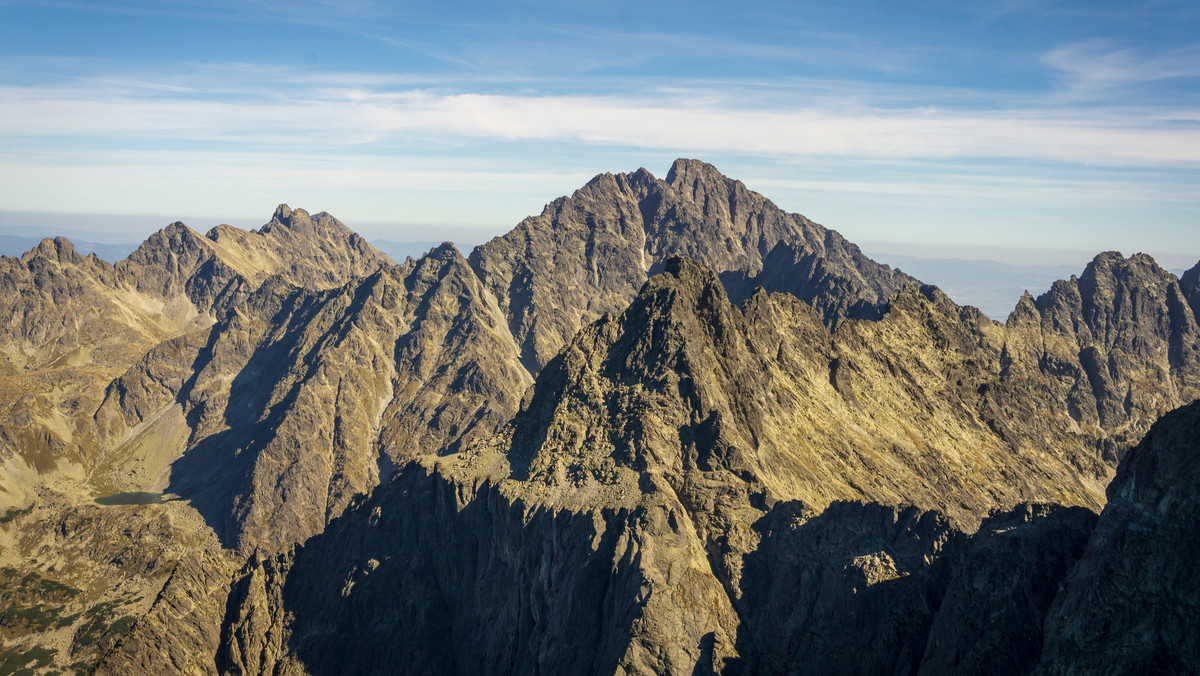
<box><xmin>1</xmin><ymin>160</ymin><xmax>1199</xmax><ymax>674</ymax></box>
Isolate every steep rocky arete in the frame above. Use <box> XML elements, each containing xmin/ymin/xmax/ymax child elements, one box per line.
<box><xmin>96</xmin><ymin>243</ymin><xmax>531</xmax><ymax>554</ymax></box>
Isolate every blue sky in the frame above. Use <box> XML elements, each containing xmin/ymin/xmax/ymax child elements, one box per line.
<box><xmin>0</xmin><ymin>0</ymin><xmax>1197</xmax><ymax>266</ymax></box>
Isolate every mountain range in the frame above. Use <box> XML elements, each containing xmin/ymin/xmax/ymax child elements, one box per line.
<box><xmin>1</xmin><ymin>159</ymin><xmax>1198</xmax><ymax>675</ymax></box>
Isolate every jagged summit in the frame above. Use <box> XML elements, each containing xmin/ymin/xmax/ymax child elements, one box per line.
<box><xmin>425</xmin><ymin>240</ymin><xmax>461</xmax><ymax>260</ymax></box>
<box><xmin>17</xmin><ymin>235</ymin><xmax>81</xmax><ymax>264</ymax></box>
<box><xmin>469</xmin><ymin>158</ymin><xmax>914</xmax><ymax>374</ymax></box>
<box><xmin>258</xmin><ymin>203</ymin><xmax>348</xmax><ymax>238</ymax></box>
<box><xmin>88</xmin><ymin>235</ymin><xmax>529</xmax><ymax>554</ymax></box>
<box><xmin>664</xmin><ymin>157</ymin><xmax>725</xmax><ymax>185</ymax></box>
<box><xmin>492</xmin><ymin>252</ymin><xmax>1104</xmax><ymax>523</ymax></box>
<box><xmin>0</xmin><ymin>204</ymin><xmax>395</xmax><ymax>512</ymax></box>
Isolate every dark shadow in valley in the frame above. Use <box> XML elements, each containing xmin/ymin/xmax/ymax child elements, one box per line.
<box><xmin>219</xmin><ymin>465</ymin><xmax>649</xmax><ymax>675</ymax></box>
<box><xmin>727</xmin><ymin>500</ymin><xmax>956</xmax><ymax>676</ymax></box>
<box><xmin>165</xmin><ymin>282</ymin><xmax>339</xmax><ymax>549</ymax></box>
<box><xmin>724</xmin><ymin>500</ymin><xmax>1097</xmax><ymax>676</ymax></box>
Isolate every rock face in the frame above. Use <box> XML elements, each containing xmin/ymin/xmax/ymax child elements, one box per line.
<box><xmin>210</xmin><ymin>474</ymin><xmax>1101</xmax><ymax>675</ymax></box>
<box><xmin>217</xmin><ymin>471</ymin><xmax>698</xmax><ymax>676</ymax></box>
<box><xmin>1003</xmin><ymin>252</ymin><xmax>1200</xmax><ymax>458</ymax></box>
<box><xmin>468</xmin><ymin>158</ymin><xmax>914</xmax><ymax>374</ymax></box>
<box><xmin>96</xmin><ymin>244</ymin><xmax>531</xmax><ymax>554</ymax></box>
<box><xmin>1038</xmin><ymin>400</ymin><xmax>1200</xmax><ymax>674</ymax></box>
<box><xmin>0</xmin><ymin>206</ymin><xmax>393</xmax><ymax>511</ymax></box>
<box><xmin>93</xmin><ymin>550</ymin><xmax>237</xmax><ymax>676</ymax></box>
<box><xmin>0</xmin><ymin>206</ymin><xmax>393</xmax><ymax>673</ymax></box>
<box><xmin>919</xmin><ymin>503</ymin><xmax>1098</xmax><ymax>676</ymax></box>
<box><xmin>721</xmin><ymin>237</ymin><xmax>913</xmax><ymax>325</ymax></box>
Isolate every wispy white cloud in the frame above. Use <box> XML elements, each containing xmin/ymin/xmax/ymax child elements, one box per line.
<box><xmin>1</xmin><ymin>73</ymin><xmax>1198</xmax><ymax>168</ymax></box>
<box><xmin>1042</xmin><ymin>39</ymin><xmax>1200</xmax><ymax>98</ymax></box>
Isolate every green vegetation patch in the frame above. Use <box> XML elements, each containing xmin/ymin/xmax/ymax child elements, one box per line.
<box><xmin>0</xmin><ymin>568</ymin><xmax>83</xmax><ymax>635</ymax></box>
<box><xmin>0</xmin><ymin>645</ymin><xmax>57</xmax><ymax>676</ymax></box>
<box><xmin>0</xmin><ymin>568</ymin><xmax>81</xmax><ymax>601</ymax></box>
<box><xmin>0</xmin><ymin>505</ymin><xmax>33</xmax><ymax>526</ymax></box>
<box><xmin>107</xmin><ymin>615</ymin><xmax>136</xmax><ymax>636</ymax></box>
<box><xmin>0</xmin><ymin>602</ymin><xmax>67</xmax><ymax>634</ymax></box>
<box><xmin>73</xmin><ymin>600</ymin><xmax>138</xmax><ymax>652</ymax></box>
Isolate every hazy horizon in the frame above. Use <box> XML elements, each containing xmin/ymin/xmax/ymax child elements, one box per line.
<box><xmin>2</xmin><ymin>1</ymin><xmax>1197</xmax><ymax>266</ymax></box>
<box><xmin>4</xmin><ymin>193</ymin><xmax>1195</xmax><ymax>324</ymax></box>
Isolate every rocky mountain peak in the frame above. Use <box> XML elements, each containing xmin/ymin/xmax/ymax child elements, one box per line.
<box><xmin>502</xmin><ymin>255</ymin><xmax>744</xmax><ymax>499</ymax></box>
<box><xmin>116</xmin><ymin>221</ymin><xmax>223</xmax><ymax>302</ymax></box>
<box><xmin>627</xmin><ymin>166</ymin><xmax>658</xmax><ymax>188</ymax></box>
<box><xmin>125</xmin><ymin>221</ymin><xmax>207</xmax><ymax>258</ymax></box>
<box><xmin>1077</xmin><ymin>250</ymin><xmax>1170</xmax><ymax>291</ymax></box>
<box><xmin>659</xmin><ymin>254</ymin><xmax>723</xmax><ymax>289</ymax></box>
<box><xmin>424</xmin><ymin>241</ymin><xmax>461</xmax><ymax>261</ymax></box>
<box><xmin>1034</xmin><ymin>250</ymin><xmax>1192</xmax><ymax>337</ymax></box>
<box><xmin>997</xmin><ymin>249</ymin><xmax>1200</xmax><ymax>445</ymax></box>
<box><xmin>260</xmin><ymin>204</ymin><xmax>318</xmax><ymax>235</ymax></box>
<box><xmin>664</xmin><ymin>157</ymin><xmax>729</xmax><ymax>187</ymax></box>
<box><xmin>1082</xmin><ymin>251</ymin><xmax>1195</xmax><ymax>345</ymax></box>
<box><xmin>469</xmin><ymin>159</ymin><xmax>913</xmax><ymax>374</ymax></box>
<box><xmin>1006</xmin><ymin>289</ymin><xmax>1041</xmax><ymax>328</ymax></box>
<box><xmin>19</xmin><ymin>236</ymin><xmax>83</xmax><ymax>265</ymax></box>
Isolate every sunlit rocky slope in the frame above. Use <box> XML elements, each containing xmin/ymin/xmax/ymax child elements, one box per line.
<box><xmin>1</xmin><ymin>160</ymin><xmax>1198</xmax><ymax>675</ymax></box>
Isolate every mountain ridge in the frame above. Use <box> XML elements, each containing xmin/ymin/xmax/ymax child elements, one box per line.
<box><xmin>1</xmin><ymin>160</ymin><xmax>1198</xmax><ymax>674</ymax></box>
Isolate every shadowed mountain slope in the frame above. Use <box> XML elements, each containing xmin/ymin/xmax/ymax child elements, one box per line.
<box><xmin>1181</xmin><ymin>259</ymin><xmax>1200</xmax><ymax>322</ymax></box>
<box><xmin>1037</xmin><ymin>399</ymin><xmax>1200</xmax><ymax>674</ymax></box>
<box><xmin>94</xmin><ymin>244</ymin><xmax>531</xmax><ymax>553</ymax></box>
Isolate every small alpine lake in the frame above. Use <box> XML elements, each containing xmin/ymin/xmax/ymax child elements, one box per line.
<box><xmin>94</xmin><ymin>492</ymin><xmax>166</xmax><ymax>506</ymax></box>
